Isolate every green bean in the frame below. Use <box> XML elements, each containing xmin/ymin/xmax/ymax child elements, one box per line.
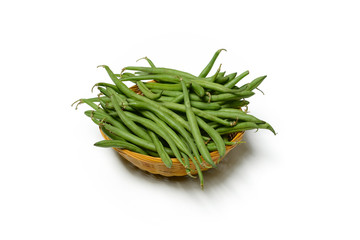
<box><xmin>124</xmin><ymin>66</ymin><xmax>197</xmax><ymax>79</ymax></box>
<box><xmin>246</xmin><ymin>75</ymin><xmax>267</xmax><ymax>91</ymax></box>
<box><xmin>171</xmin><ymin>94</ymin><xmax>184</xmax><ymax>103</ymax></box>
<box><xmin>106</xmin><ymin>88</ymin><xmax>132</xmax><ymax>111</ymax></box>
<box><xmin>136</xmin><ymin>56</ymin><xmax>156</xmax><ymax>68</ymax></box>
<box><xmin>110</xmin><ymin>93</ymin><xmax>151</xmax><ymax>141</ymax></box>
<box><xmin>120</xmin><ymin>74</ymin><xmax>180</xmax><ymax>83</ymax></box>
<box><xmin>198</xmin><ymin>49</ymin><xmax>226</xmax><ymax>78</ymax></box>
<box><xmin>151</xmin><ymin>89</ymin><xmax>182</xmax><ymax>97</ymax></box>
<box><xmin>160</xmin><ymin>101</ymin><xmax>234</xmax><ymax>126</ymax></box>
<box><xmin>206</xmin><ymin>141</ymin><xmax>242</xmax><ymax>151</ymax></box>
<box><xmin>181</xmin><ymin>80</ymin><xmax>215</xmax><ymax>168</ymax></box>
<box><xmin>204</xmin><ymin>91</ymin><xmax>254</xmax><ymax>102</ymax></box>
<box><xmin>190</xmin><ymin>101</ymin><xmax>221</xmax><ymax>110</ymax></box>
<box><xmin>120</xmin><ymin>72</ymin><xmax>136</xmax><ymax>78</ymax></box>
<box><xmin>203</xmin><ymin>109</ymin><xmax>265</xmax><ymax>123</ymax></box>
<box><xmin>136</xmin><ymin>80</ymin><xmax>162</xmax><ymax>100</ymax></box>
<box><xmin>206</xmin><ymin>122</ymin><xmax>220</xmax><ymax>129</ymax></box>
<box><xmin>216</xmin><ymin>122</ymin><xmax>275</xmax><ymax>135</ymax></box>
<box><xmin>97</xmin><ymin>86</ymin><xmax>111</xmax><ymax>97</ymax></box>
<box><xmin>256</xmin><ymin>123</ymin><xmax>276</xmax><ymax>135</ymax></box>
<box><xmin>215</xmin><ymin>75</ymin><xmax>229</xmax><ymax>84</ymax></box>
<box><xmin>208</xmin><ymin>64</ymin><xmax>222</xmax><ymax>82</ymax></box>
<box><xmin>148</xmin><ymin>130</ymin><xmax>172</xmax><ymax>168</ymax></box>
<box><xmin>144</xmin><ymin>82</ymin><xmax>184</xmax><ymax>91</ymax></box>
<box><xmin>156</xmin><ymin>96</ymin><xmax>176</xmax><ymax>102</ymax></box>
<box><xmin>100</xmin><ymin>126</ymin><xmax>124</xmax><ymax>141</ymax></box>
<box><xmin>224</xmin><ymin>70</ymin><xmax>249</xmax><ymax>88</ymax></box>
<box><xmin>91</xmin><ymin>82</ymin><xmax>119</xmax><ymax>93</ymax></box>
<box><xmin>191</xmin><ymin>82</ymin><xmax>205</xmax><ymax>97</ymax></box>
<box><xmin>196</xmin><ymin>116</ymin><xmax>226</xmax><ymax>157</ymax></box>
<box><xmin>220</xmin><ymin>100</ymin><xmax>249</xmax><ymax>109</ymax></box>
<box><xmin>225</xmin><ymin>72</ymin><xmax>237</xmax><ymax>82</ymax></box>
<box><xmin>180</xmin><ymin>152</ymin><xmax>196</xmax><ymax>178</ymax></box>
<box><xmin>151</xmin><ymin>88</ymin><xmax>203</xmax><ymax>101</ymax></box>
<box><xmin>94</xmin><ymin>140</ymin><xmax>148</xmax><ymax>155</ymax></box>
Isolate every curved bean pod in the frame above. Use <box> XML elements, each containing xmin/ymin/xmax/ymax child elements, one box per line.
<box><xmin>181</xmin><ymin>80</ymin><xmax>216</xmax><ymax>168</ymax></box>
<box><xmin>94</xmin><ymin>140</ymin><xmax>148</xmax><ymax>155</ymax></box>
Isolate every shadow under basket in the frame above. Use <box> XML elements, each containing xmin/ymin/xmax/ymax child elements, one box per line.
<box><xmin>99</xmin><ymin>83</ymin><xmax>245</xmax><ymax>177</ymax></box>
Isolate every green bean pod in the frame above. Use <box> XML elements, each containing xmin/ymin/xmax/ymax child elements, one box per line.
<box><xmin>196</xmin><ymin>116</ymin><xmax>226</xmax><ymax>157</ymax></box>
<box><xmin>246</xmin><ymin>75</ymin><xmax>267</xmax><ymax>91</ymax></box>
<box><xmin>198</xmin><ymin>49</ymin><xmax>226</xmax><ymax>78</ymax></box>
<box><xmin>203</xmin><ymin>109</ymin><xmax>265</xmax><ymax>123</ymax></box>
<box><xmin>120</xmin><ymin>74</ymin><xmax>180</xmax><ymax>83</ymax></box>
<box><xmin>181</xmin><ymin>80</ymin><xmax>216</xmax><ymax>168</ymax></box>
<box><xmin>224</xmin><ymin>70</ymin><xmax>249</xmax><ymax>89</ymax></box>
<box><xmin>94</xmin><ymin>140</ymin><xmax>148</xmax><ymax>155</ymax></box>
<box><xmin>136</xmin><ymin>80</ymin><xmax>162</xmax><ymax>100</ymax></box>
<box><xmin>148</xmin><ymin>130</ymin><xmax>172</xmax><ymax>168</ymax></box>
<box><xmin>191</xmin><ymin>82</ymin><xmax>205</xmax><ymax>97</ymax></box>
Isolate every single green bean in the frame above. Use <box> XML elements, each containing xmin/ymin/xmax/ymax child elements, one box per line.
<box><xmin>120</xmin><ymin>74</ymin><xmax>180</xmax><ymax>83</ymax></box>
<box><xmin>190</xmin><ymin>101</ymin><xmax>221</xmax><ymax>110</ymax></box>
<box><xmin>100</xmin><ymin>126</ymin><xmax>124</xmax><ymax>141</ymax></box>
<box><xmin>216</xmin><ymin>122</ymin><xmax>275</xmax><ymax>135</ymax></box>
<box><xmin>215</xmin><ymin>75</ymin><xmax>229</xmax><ymax>84</ymax></box>
<box><xmin>191</xmin><ymin>82</ymin><xmax>205</xmax><ymax>97</ymax></box>
<box><xmin>198</xmin><ymin>49</ymin><xmax>226</xmax><ymax>78</ymax></box>
<box><xmin>220</xmin><ymin>100</ymin><xmax>249</xmax><ymax>109</ymax></box>
<box><xmin>203</xmin><ymin>109</ymin><xmax>265</xmax><ymax>123</ymax></box>
<box><xmin>136</xmin><ymin>56</ymin><xmax>156</xmax><ymax>68</ymax></box>
<box><xmin>94</xmin><ymin>140</ymin><xmax>148</xmax><ymax>155</ymax></box>
<box><xmin>151</xmin><ymin>89</ymin><xmax>182</xmax><ymax>97</ymax></box>
<box><xmin>196</xmin><ymin>116</ymin><xmax>226</xmax><ymax>157</ymax></box>
<box><xmin>204</xmin><ymin>91</ymin><xmax>254</xmax><ymax>102</ymax></box>
<box><xmin>144</xmin><ymin>82</ymin><xmax>184</xmax><ymax>91</ymax></box>
<box><xmin>124</xmin><ymin>66</ymin><xmax>197</xmax><ymax>79</ymax></box>
<box><xmin>136</xmin><ymin>80</ymin><xmax>162</xmax><ymax>100</ymax></box>
<box><xmin>208</xmin><ymin>64</ymin><xmax>222</xmax><ymax>82</ymax></box>
<box><xmin>148</xmin><ymin>130</ymin><xmax>172</xmax><ymax>168</ymax></box>
<box><xmin>246</xmin><ymin>75</ymin><xmax>267</xmax><ymax>91</ymax></box>
<box><xmin>224</xmin><ymin>70</ymin><xmax>249</xmax><ymax>88</ymax></box>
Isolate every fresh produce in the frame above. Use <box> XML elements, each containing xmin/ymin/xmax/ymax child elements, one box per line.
<box><xmin>73</xmin><ymin>49</ymin><xmax>275</xmax><ymax>188</ymax></box>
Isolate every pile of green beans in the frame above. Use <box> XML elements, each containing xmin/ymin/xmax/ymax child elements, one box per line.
<box><xmin>73</xmin><ymin>49</ymin><xmax>275</xmax><ymax>188</ymax></box>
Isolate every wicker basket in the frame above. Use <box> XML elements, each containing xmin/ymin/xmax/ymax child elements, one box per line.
<box><xmin>99</xmin><ymin>83</ymin><xmax>245</xmax><ymax>177</ymax></box>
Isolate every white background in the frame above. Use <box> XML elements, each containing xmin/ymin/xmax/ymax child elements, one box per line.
<box><xmin>1</xmin><ymin>0</ymin><xmax>359</xmax><ymax>239</ymax></box>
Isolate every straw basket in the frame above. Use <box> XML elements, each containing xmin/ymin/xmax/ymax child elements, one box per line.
<box><xmin>99</xmin><ymin>83</ymin><xmax>244</xmax><ymax>177</ymax></box>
